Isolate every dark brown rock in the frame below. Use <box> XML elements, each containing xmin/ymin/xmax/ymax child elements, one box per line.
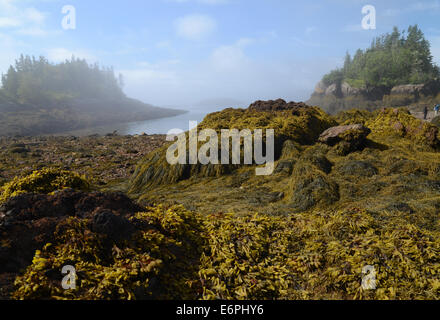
<box><xmin>0</xmin><ymin>189</ymin><xmax>144</xmax><ymax>280</ymax></box>
<box><xmin>248</xmin><ymin>99</ymin><xmax>309</xmax><ymax>112</ymax></box>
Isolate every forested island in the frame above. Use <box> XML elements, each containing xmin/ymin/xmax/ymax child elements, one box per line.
<box><xmin>308</xmin><ymin>25</ymin><xmax>440</xmax><ymax>114</ymax></box>
<box><xmin>0</xmin><ymin>56</ymin><xmax>185</xmax><ymax>136</ymax></box>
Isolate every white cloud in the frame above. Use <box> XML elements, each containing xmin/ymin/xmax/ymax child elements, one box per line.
<box><xmin>119</xmin><ymin>37</ymin><xmax>337</xmax><ymax>109</ymax></box>
<box><xmin>175</xmin><ymin>14</ymin><xmax>217</xmax><ymax>40</ymax></box>
<box><xmin>17</xmin><ymin>27</ymin><xmax>49</xmax><ymax>36</ymax></box>
<box><xmin>0</xmin><ymin>17</ymin><xmax>21</xmax><ymax>27</ymax></box>
<box><xmin>208</xmin><ymin>38</ymin><xmax>255</xmax><ymax>71</ymax></box>
<box><xmin>46</xmin><ymin>48</ymin><xmax>97</xmax><ymax>63</ymax></box>
<box><xmin>210</xmin><ymin>45</ymin><xmax>248</xmax><ymax>71</ymax></box>
<box><xmin>23</xmin><ymin>7</ymin><xmax>46</xmax><ymax>25</ymax></box>
<box><xmin>0</xmin><ymin>1</ymin><xmax>48</xmax><ymax>36</ymax></box>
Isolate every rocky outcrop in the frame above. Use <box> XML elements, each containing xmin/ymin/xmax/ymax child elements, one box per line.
<box><xmin>341</xmin><ymin>82</ymin><xmax>361</xmax><ymax>96</ymax></box>
<box><xmin>391</xmin><ymin>84</ymin><xmax>425</xmax><ymax>95</ymax></box>
<box><xmin>313</xmin><ymin>81</ymin><xmax>327</xmax><ymax>95</ymax></box>
<box><xmin>310</xmin><ymin>80</ymin><xmax>440</xmax><ymax>107</ymax></box>
<box><xmin>312</xmin><ymin>82</ymin><xmax>363</xmax><ymax>99</ymax></box>
<box><xmin>324</xmin><ymin>84</ymin><xmax>338</xmax><ymax>96</ymax></box>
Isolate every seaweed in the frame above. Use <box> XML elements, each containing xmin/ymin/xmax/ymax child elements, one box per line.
<box><xmin>0</xmin><ymin>168</ymin><xmax>90</xmax><ymax>203</ymax></box>
<box><xmin>13</xmin><ymin>205</ymin><xmax>205</xmax><ymax>300</ymax></box>
<box><xmin>129</xmin><ymin>103</ymin><xmax>337</xmax><ymax>194</ymax></box>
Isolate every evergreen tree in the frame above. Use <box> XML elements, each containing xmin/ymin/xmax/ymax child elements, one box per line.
<box><xmin>0</xmin><ymin>55</ymin><xmax>125</xmax><ymax>106</ymax></box>
<box><xmin>322</xmin><ymin>25</ymin><xmax>440</xmax><ymax>88</ymax></box>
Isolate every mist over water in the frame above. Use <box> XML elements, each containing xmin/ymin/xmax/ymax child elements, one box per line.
<box><xmin>123</xmin><ymin>111</ymin><xmax>207</xmax><ymax>135</ymax></box>
<box><xmin>52</xmin><ymin>111</ymin><xmax>208</xmax><ymax>136</ymax></box>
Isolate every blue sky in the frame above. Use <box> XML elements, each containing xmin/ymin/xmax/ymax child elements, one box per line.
<box><xmin>1</xmin><ymin>0</ymin><xmax>440</xmax><ymax>110</ymax></box>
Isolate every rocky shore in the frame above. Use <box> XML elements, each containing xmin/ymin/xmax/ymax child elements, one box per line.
<box><xmin>0</xmin><ymin>134</ymin><xmax>167</xmax><ymax>188</ymax></box>
<box><xmin>307</xmin><ymin>80</ymin><xmax>440</xmax><ymax>114</ymax></box>
<box><xmin>1</xmin><ymin>100</ymin><xmax>440</xmax><ymax>300</ymax></box>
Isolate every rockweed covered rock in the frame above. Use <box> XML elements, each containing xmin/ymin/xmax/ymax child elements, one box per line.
<box><xmin>129</xmin><ymin>100</ymin><xmax>336</xmax><ymax>193</ymax></box>
<box><xmin>319</xmin><ymin>124</ymin><xmax>371</xmax><ymax>155</ymax></box>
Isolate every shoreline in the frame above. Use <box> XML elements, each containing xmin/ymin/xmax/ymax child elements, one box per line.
<box><xmin>0</xmin><ymin>109</ymin><xmax>189</xmax><ymax>138</ymax></box>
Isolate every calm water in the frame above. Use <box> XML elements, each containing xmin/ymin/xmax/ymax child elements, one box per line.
<box><xmin>54</xmin><ymin>111</ymin><xmax>209</xmax><ymax>136</ymax></box>
<box><xmin>124</xmin><ymin>112</ymin><xmax>207</xmax><ymax>135</ymax></box>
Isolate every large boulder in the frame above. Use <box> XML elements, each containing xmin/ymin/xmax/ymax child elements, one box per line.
<box><xmin>318</xmin><ymin>124</ymin><xmax>371</xmax><ymax>155</ymax></box>
<box><xmin>319</xmin><ymin>124</ymin><xmax>370</xmax><ymax>144</ymax></box>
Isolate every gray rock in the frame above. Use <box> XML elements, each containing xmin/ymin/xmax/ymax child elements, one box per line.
<box><xmin>325</xmin><ymin>84</ymin><xmax>338</xmax><ymax>96</ymax></box>
<box><xmin>391</xmin><ymin>84</ymin><xmax>424</xmax><ymax>95</ymax></box>
<box><xmin>341</xmin><ymin>82</ymin><xmax>361</xmax><ymax>97</ymax></box>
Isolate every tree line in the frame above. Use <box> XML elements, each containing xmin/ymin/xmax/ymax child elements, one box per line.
<box><xmin>322</xmin><ymin>25</ymin><xmax>440</xmax><ymax>89</ymax></box>
<box><xmin>1</xmin><ymin>55</ymin><xmax>125</xmax><ymax>106</ymax></box>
